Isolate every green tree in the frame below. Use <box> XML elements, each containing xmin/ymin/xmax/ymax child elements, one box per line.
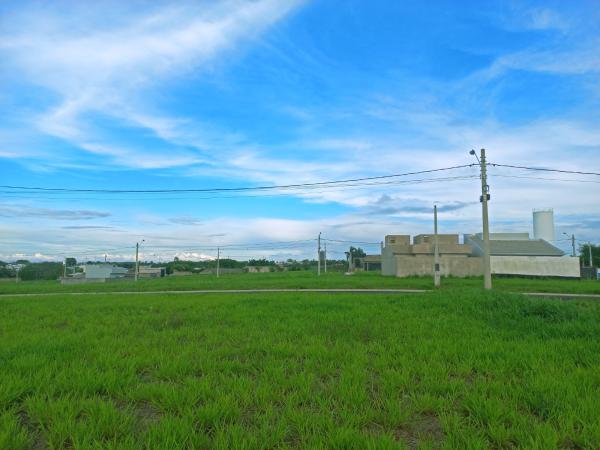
<box><xmin>579</xmin><ymin>243</ymin><xmax>600</xmax><ymax>267</ymax></box>
<box><xmin>65</xmin><ymin>257</ymin><xmax>77</xmax><ymax>267</ymax></box>
<box><xmin>18</xmin><ymin>262</ymin><xmax>64</xmax><ymax>281</ymax></box>
<box><xmin>0</xmin><ymin>266</ymin><xmax>15</xmax><ymax>278</ymax></box>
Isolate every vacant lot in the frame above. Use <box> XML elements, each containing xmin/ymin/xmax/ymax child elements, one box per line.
<box><xmin>1</xmin><ymin>271</ymin><xmax>599</xmax><ymax>295</ymax></box>
<box><xmin>1</xmin><ymin>289</ymin><xmax>599</xmax><ymax>449</ymax></box>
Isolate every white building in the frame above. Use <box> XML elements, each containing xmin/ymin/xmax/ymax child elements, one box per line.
<box><xmin>464</xmin><ymin>233</ymin><xmax>580</xmax><ymax>278</ymax></box>
<box><xmin>84</xmin><ymin>264</ymin><xmax>129</xmax><ymax>280</ymax></box>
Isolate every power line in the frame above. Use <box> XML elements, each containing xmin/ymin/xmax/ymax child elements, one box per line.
<box><xmin>322</xmin><ymin>238</ymin><xmax>380</xmax><ymax>245</ymax></box>
<box><xmin>0</xmin><ymin>164</ymin><xmax>476</xmax><ymax>194</ymax></box>
<box><xmin>490</xmin><ymin>163</ymin><xmax>600</xmax><ymax>177</ymax></box>
<box><xmin>489</xmin><ymin>174</ymin><xmax>600</xmax><ymax>184</ymax></box>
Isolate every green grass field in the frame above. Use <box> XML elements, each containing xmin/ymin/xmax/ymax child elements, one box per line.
<box><xmin>1</xmin><ymin>288</ymin><xmax>599</xmax><ymax>449</ymax></box>
<box><xmin>0</xmin><ymin>271</ymin><xmax>598</xmax><ymax>295</ymax></box>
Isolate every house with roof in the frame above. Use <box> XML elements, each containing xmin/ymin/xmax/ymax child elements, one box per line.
<box><xmin>464</xmin><ymin>233</ymin><xmax>580</xmax><ymax>278</ymax></box>
<box><xmin>84</xmin><ymin>264</ymin><xmax>129</xmax><ymax>280</ymax></box>
<box><xmin>381</xmin><ymin>234</ymin><xmax>483</xmax><ymax>277</ymax></box>
<box><xmin>381</xmin><ymin>232</ymin><xmax>580</xmax><ymax>278</ymax></box>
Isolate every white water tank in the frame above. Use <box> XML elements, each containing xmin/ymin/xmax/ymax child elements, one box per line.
<box><xmin>533</xmin><ymin>209</ymin><xmax>555</xmax><ymax>242</ymax></box>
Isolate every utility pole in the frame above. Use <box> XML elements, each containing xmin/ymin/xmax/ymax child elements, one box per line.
<box><xmin>63</xmin><ymin>258</ymin><xmax>67</xmax><ymax>279</ymax></box>
<box><xmin>588</xmin><ymin>242</ymin><xmax>593</xmax><ymax>267</ymax></box>
<box><xmin>471</xmin><ymin>148</ymin><xmax>492</xmax><ymax>289</ymax></box>
<box><xmin>135</xmin><ymin>242</ymin><xmax>139</xmax><ymax>281</ymax></box>
<box><xmin>433</xmin><ymin>205</ymin><xmax>440</xmax><ymax>288</ymax></box>
<box><xmin>562</xmin><ymin>232</ymin><xmax>576</xmax><ymax>257</ymax></box>
<box><xmin>317</xmin><ymin>232</ymin><xmax>322</xmax><ymax>276</ymax></box>
<box><xmin>135</xmin><ymin>240</ymin><xmax>144</xmax><ymax>281</ymax></box>
<box><xmin>348</xmin><ymin>248</ymin><xmax>354</xmax><ymax>273</ymax></box>
<box><xmin>324</xmin><ymin>243</ymin><xmax>327</xmax><ymax>273</ymax></box>
<box><xmin>216</xmin><ymin>247</ymin><xmax>220</xmax><ymax>277</ymax></box>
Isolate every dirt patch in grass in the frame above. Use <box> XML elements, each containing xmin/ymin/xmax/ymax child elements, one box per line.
<box><xmin>17</xmin><ymin>409</ymin><xmax>48</xmax><ymax>450</ymax></box>
<box><xmin>52</xmin><ymin>320</ymin><xmax>69</xmax><ymax>329</ymax></box>
<box><xmin>394</xmin><ymin>413</ymin><xmax>444</xmax><ymax>450</ymax></box>
<box><xmin>114</xmin><ymin>398</ymin><xmax>162</xmax><ymax>430</ymax></box>
<box><xmin>133</xmin><ymin>400</ymin><xmax>162</xmax><ymax>426</ymax></box>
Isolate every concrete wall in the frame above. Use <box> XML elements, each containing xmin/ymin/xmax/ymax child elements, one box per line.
<box><xmin>246</xmin><ymin>266</ymin><xmax>272</xmax><ymax>273</ymax></box>
<box><xmin>61</xmin><ymin>277</ymin><xmax>107</xmax><ymax>285</ymax></box>
<box><xmin>382</xmin><ymin>240</ymin><xmax>581</xmax><ymax>278</ymax></box>
<box><xmin>200</xmin><ymin>268</ymin><xmax>244</xmax><ymax>275</ymax></box>
<box><xmin>413</xmin><ymin>234</ymin><xmax>459</xmax><ymax>245</ymax></box>
<box><xmin>84</xmin><ymin>265</ymin><xmax>128</xmax><ymax>279</ymax></box>
<box><xmin>491</xmin><ymin>256</ymin><xmax>580</xmax><ymax>278</ymax></box>
<box><xmin>84</xmin><ymin>265</ymin><xmax>115</xmax><ymax>279</ymax></box>
<box><xmin>385</xmin><ymin>235</ymin><xmax>410</xmax><ymax>246</ymax></box>
<box><xmin>394</xmin><ymin>255</ymin><xmax>483</xmax><ymax>277</ymax></box>
<box><xmin>381</xmin><ymin>246</ymin><xmax>397</xmax><ymax>276</ymax></box>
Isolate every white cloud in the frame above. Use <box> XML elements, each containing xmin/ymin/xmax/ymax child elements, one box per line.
<box><xmin>1</xmin><ymin>0</ymin><xmax>304</xmax><ymax>168</ymax></box>
<box><xmin>525</xmin><ymin>8</ymin><xmax>569</xmax><ymax>32</ymax></box>
<box><xmin>487</xmin><ymin>45</ymin><xmax>600</xmax><ymax>77</ymax></box>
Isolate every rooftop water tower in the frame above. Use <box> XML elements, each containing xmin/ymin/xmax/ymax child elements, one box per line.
<box><xmin>533</xmin><ymin>208</ymin><xmax>555</xmax><ymax>242</ymax></box>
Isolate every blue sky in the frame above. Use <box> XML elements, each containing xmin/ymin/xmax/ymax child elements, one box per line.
<box><xmin>1</xmin><ymin>0</ymin><xmax>599</xmax><ymax>261</ymax></box>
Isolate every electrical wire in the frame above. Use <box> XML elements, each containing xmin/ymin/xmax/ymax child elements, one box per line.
<box><xmin>0</xmin><ymin>164</ymin><xmax>476</xmax><ymax>194</ymax></box>
<box><xmin>0</xmin><ymin>175</ymin><xmax>480</xmax><ymax>199</ymax></box>
<box><xmin>489</xmin><ymin>163</ymin><xmax>600</xmax><ymax>177</ymax></box>
<box><xmin>489</xmin><ymin>174</ymin><xmax>600</xmax><ymax>184</ymax></box>
<box><xmin>322</xmin><ymin>238</ymin><xmax>381</xmax><ymax>245</ymax></box>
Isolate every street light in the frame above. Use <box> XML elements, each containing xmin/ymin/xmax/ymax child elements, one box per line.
<box><xmin>135</xmin><ymin>239</ymin><xmax>145</xmax><ymax>281</ymax></box>
<box><xmin>470</xmin><ymin>149</ymin><xmax>491</xmax><ymax>290</ymax></box>
<box><xmin>562</xmin><ymin>232</ymin><xmax>576</xmax><ymax>257</ymax></box>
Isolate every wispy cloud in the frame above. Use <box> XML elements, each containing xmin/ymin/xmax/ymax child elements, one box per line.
<box><xmin>0</xmin><ymin>205</ymin><xmax>110</xmax><ymax>220</ymax></box>
<box><xmin>1</xmin><ymin>0</ymin><xmax>304</xmax><ymax>168</ymax></box>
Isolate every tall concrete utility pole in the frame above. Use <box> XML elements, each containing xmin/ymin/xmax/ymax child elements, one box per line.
<box><xmin>135</xmin><ymin>240</ymin><xmax>144</xmax><ymax>281</ymax></box>
<box><xmin>63</xmin><ymin>259</ymin><xmax>67</xmax><ymax>279</ymax></box>
<box><xmin>317</xmin><ymin>232</ymin><xmax>322</xmax><ymax>276</ymax></box>
<box><xmin>471</xmin><ymin>148</ymin><xmax>492</xmax><ymax>289</ymax></box>
<box><xmin>135</xmin><ymin>242</ymin><xmax>139</xmax><ymax>282</ymax></box>
<box><xmin>562</xmin><ymin>232</ymin><xmax>576</xmax><ymax>257</ymax></box>
<box><xmin>135</xmin><ymin>242</ymin><xmax>140</xmax><ymax>281</ymax></box>
<box><xmin>433</xmin><ymin>205</ymin><xmax>440</xmax><ymax>288</ymax></box>
<box><xmin>588</xmin><ymin>242</ymin><xmax>593</xmax><ymax>267</ymax></box>
<box><xmin>348</xmin><ymin>249</ymin><xmax>353</xmax><ymax>273</ymax></box>
<box><xmin>324</xmin><ymin>243</ymin><xmax>327</xmax><ymax>273</ymax></box>
<box><xmin>217</xmin><ymin>247</ymin><xmax>220</xmax><ymax>277</ymax></box>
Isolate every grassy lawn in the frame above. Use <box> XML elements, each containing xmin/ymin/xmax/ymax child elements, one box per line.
<box><xmin>1</xmin><ymin>289</ymin><xmax>599</xmax><ymax>449</ymax></box>
<box><xmin>0</xmin><ymin>271</ymin><xmax>598</xmax><ymax>295</ymax></box>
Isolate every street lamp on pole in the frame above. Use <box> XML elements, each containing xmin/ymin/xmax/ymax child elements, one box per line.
<box><xmin>562</xmin><ymin>232</ymin><xmax>576</xmax><ymax>257</ymax></box>
<box><xmin>135</xmin><ymin>239</ymin><xmax>145</xmax><ymax>281</ymax></box>
<box><xmin>470</xmin><ymin>149</ymin><xmax>492</xmax><ymax>290</ymax></box>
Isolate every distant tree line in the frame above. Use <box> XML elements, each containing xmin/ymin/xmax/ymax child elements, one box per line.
<box><xmin>0</xmin><ymin>247</ymin><xmax>372</xmax><ymax>280</ymax></box>
<box><xmin>18</xmin><ymin>262</ymin><xmax>64</xmax><ymax>281</ymax></box>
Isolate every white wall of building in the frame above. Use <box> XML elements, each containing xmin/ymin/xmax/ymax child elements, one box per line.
<box><xmin>491</xmin><ymin>256</ymin><xmax>580</xmax><ymax>278</ymax></box>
